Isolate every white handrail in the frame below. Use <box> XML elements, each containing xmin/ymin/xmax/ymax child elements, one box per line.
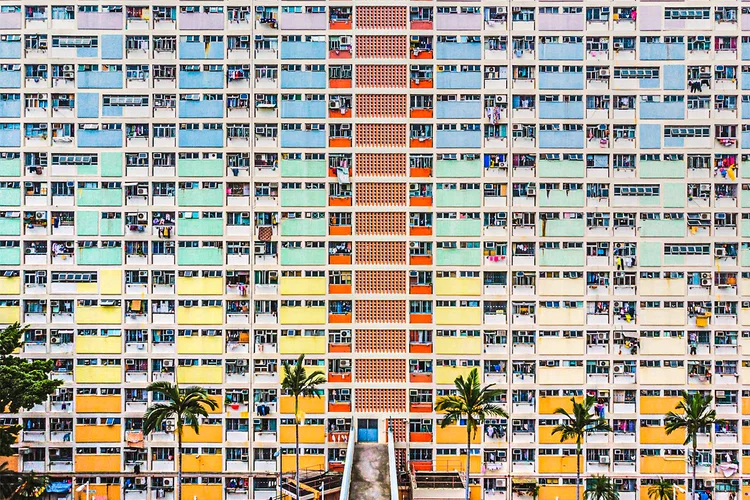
<box><xmin>339</xmin><ymin>428</ymin><xmax>356</xmax><ymax>500</ymax></box>
<box><xmin>387</xmin><ymin>429</ymin><xmax>399</xmax><ymax>500</ymax></box>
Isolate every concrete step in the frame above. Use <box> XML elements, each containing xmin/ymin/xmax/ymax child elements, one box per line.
<box><xmin>349</xmin><ymin>443</ymin><xmax>391</xmax><ymax>500</ymax></box>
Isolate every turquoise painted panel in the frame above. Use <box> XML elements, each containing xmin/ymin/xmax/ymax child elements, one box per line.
<box><xmin>0</xmin><ymin>159</ymin><xmax>21</xmax><ymax>177</ymax></box>
<box><xmin>639</xmin><ymin>241</ymin><xmax>662</xmax><ymax>267</ymax></box>
<box><xmin>538</xmin><ymin>160</ymin><xmax>585</xmax><ymax>178</ymax></box>
<box><xmin>280</xmin><ymin>189</ymin><xmax>326</xmax><ymax>207</ymax></box>
<box><xmin>662</xmin><ymin>183</ymin><xmax>685</xmax><ymax>208</ymax></box>
<box><xmin>281</xmin><ymin>160</ymin><xmax>327</xmax><ymax>178</ymax></box>
<box><xmin>435</xmin><ymin>160</ymin><xmax>482</xmax><ymax>178</ymax></box>
<box><xmin>640</xmin><ymin>161</ymin><xmax>684</xmax><ymax>179</ymax></box>
<box><xmin>538</xmin><ymin>190</ymin><xmax>585</xmax><ymax>208</ymax></box>
<box><xmin>177</xmin><ymin>247</ymin><xmax>223</xmax><ymax>266</ymax></box>
<box><xmin>77</xmin><ymin>189</ymin><xmax>122</xmax><ymax>207</ymax></box>
<box><xmin>435</xmin><ymin>219</ymin><xmax>482</xmax><ymax>237</ymax></box>
<box><xmin>178</xmin><ymin>218</ymin><xmax>224</xmax><ymax>236</ymax></box>
<box><xmin>741</xmin><ymin>220</ymin><xmax>750</xmax><ymax>238</ymax></box>
<box><xmin>640</xmin><ymin>220</ymin><xmax>685</xmax><ymax>237</ymax></box>
<box><xmin>0</xmin><ymin>247</ymin><xmax>20</xmax><ymax>265</ymax></box>
<box><xmin>100</xmin><ymin>217</ymin><xmax>123</xmax><ymax>236</ymax></box>
<box><xmin>0</xmin><ymin>218</ymin><xmax>20</xmax><ymax>236</ymax></box>
<box><xmin>177</xmin><ymin>189</ymin><xmax>223</xmax><ymax>207</ymax></box>
<box><xmin>77</xmin><ymin>247</ymin><xmax>122</xmax><ymax>265</ymax></box>
<box><xmin>177</xmin><ymin>159</ymin><xmax>224</xmax><ymax>177</ymax></box>
<box><xmin>543</xmin><ymin>219</ymin><xmax>585</xmax><ymax>237</ymax></box>
<box><xmin>281</xmin><ymin>218</ymin><xmax>327</xmax><ymax>236</ymax></box>
<box><xmin>76</xmin><ymin>211</ymin><xmax>99</xmax><ymax>236</ymax></box>
<box><xmin>280</xmin><ymin>247</ymin><xmax>327</xmax><ymax>265</ymax></box>
<box><xmin>538</xmin><ymin>248</ymin><xmax>585</xmax><ymax>267</ymax></box>
<box><xmin>435</xmin><ymin>189</ymin><xmax>482</xmax><ymax>208</ymax></box>
<box><xmin>0</xmin><ymin>188</ymin><xmax>21</xmax><ymax>206</ymax></box>
<box><xmin>436</xmin><ymin>248</ymin><xmax>482</xmax><ymax>266</ymax></box>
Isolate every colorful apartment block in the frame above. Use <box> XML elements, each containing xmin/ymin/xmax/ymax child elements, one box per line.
<box><xmin>2</xmin><ymin>1</ymin><xmax>750</xmax><ymax>499</ymax></box>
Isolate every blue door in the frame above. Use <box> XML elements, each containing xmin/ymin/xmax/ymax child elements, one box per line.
<box><xmin>357</xmin><ymin>419</ymin><xmax>378</xmax><ymax>442</ymax></box>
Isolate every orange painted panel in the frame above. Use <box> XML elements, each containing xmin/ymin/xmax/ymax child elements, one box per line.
<box><xmin>411</xmin><ymin>51</ymin><xmax>433</xmax><ymax>60</ymax></box>
<box><xmin>329</xmin><ymin>50</ymin><xmax>352</xmax><ymax>59</ymax></box>
<box><xmin>409</xmin><ymin>343</ymin><xmax>432</xmax><ymax>354</ymax></box>
<box><xmin>410</xmin><ymin>109</ymin><xmax>433</xmax><ymax>119</ymax></box>
<box><xmin>411</xmin><ymin>21</ymin><xmax>433</xmax><ymax>29</ymax></box>
<box><xmin>410</xmin><ymin>373</ymin><xmax>432</xmax><ymax>383</ymax></box>
<box><xmin>329</xmin><ymin>78</ymin><xmax>352</xmax><ymax>89</ymax></box>
<box><xmin>409</xmin><ymin>196</ymin><xmax>433</xmax><ymax>207</ymax></box>
<box><xmin>329</xmin><ymin>253</ymin><xmax>352</xmax><ymax>263</ymax></box>
<box><xmin>410</xmin><ymin>256</ymin><xmax>432</xmax><ymax>265</ymax></box>
<box><xmin>330</xmin><ymin>108</ymin><xmax>352</xmax><ymax>119</ymax></box>
<box><xmin>410</xmin><ymin>284</ymin><xmax>433</xmax><ymax>294</ymax></box>
<box><xmin>410</xmin><ymin>403</ymin><xmax>433</xmax><ymax>413</ymax></box>
<box><xmin>330</xmin><ymin>20</ymin><xmax>352</xmax><ymax>30</ymax></box>
<box><xmin>410</xmin><ymin>167</ymin><xmax>432</xmax><ymax>177</ymax></box>
<box><xmin>330</xmin><ymin>138</ymin><xmax>353</xmax><ymax>148</ymax></box>
<box><xmin>329</xmin><ymin>343</ymin><xmax>352</xmax><ymax>353</ymax></box>
<box><xmin>329</xmin><ymin>402</ymin><xmax>352</xmax><ymax>413</ymax></box>
<box><xmin>410</xmin><ymin>79</ymin><xmax>433</xmax><ymax>89</ymax></box>
<box><xmin>410</xmin><ymin>138</ymin><xmax>433</xmax><ymax>148</ymax></box>
<box><xmin>329</xmin><ymin>284</ymin><xmax>352</xmax><ymax>294</ymax></box>
<box><xmin>410</xmin><ymin>313</ymin><xmax>432</xmax><ymax>324</ymax></box>
<box><xmin>329</xmin><ymin>373</ymin><xmax>352</xmax><ymax>383</ymax></box>
<box><xmin>329</xmin><ymin>197</ymin><xmax>352</xmax><ymax>207</ymax></box>
<box><xmin>410</xmin><ymin>226</ymin><xmax>432</xmax><ymax>237</ymax></box>
<box><xmin>329</xmin><ymin>226</ymin><xmax>352</xmax><ymax>236</ymax></box>
<box><xmin>410</xmin><ymin>432</ymin><xmax>433</xmax><ymax>443</ymax></box>
<box><xmin>329</xmin><ymin>313</ymin><xmax>352</xmax><ymax>324</ymax></box>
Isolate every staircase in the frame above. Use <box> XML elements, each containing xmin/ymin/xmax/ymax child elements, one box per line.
<box><xmin>349</xmin><ymin>443</ymin><xmax>392</xmax><ymax>500</ymax></box>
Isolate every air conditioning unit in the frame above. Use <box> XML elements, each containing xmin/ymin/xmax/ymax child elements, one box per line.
<box><xmin>163</xmin><ymin>478</ymin><xmax>174</xmax><ymax>487</ymax></box>
<box><xmin>599</xmin><ymin>69</ymin><xmax>610</xmax><ymax>77</ymax></box>
<box><xmin>135</xmin><ymin>477</ymin><xmax>147</xmax><ymax>485</ymax></box>
<box><xmin>526</xmin><ymin>187</ymin><xmax>536</xmax><ymax>196</ymax></box>
<box><xmin>613</xmin><ymin>365</ymin><xmax>624</xmax><ymax>374</ymax></box>
<box><xmin>241</xmin><ymin>454</ymin><xmax>249</xmax><ymax>462</ymax></box>
<box><xmin>409</xmin><ymin>242</ymin><xmax>418</xmax><ymax>249</ymax></box>
<box><xmin>715</xmin><ymin>248</ymin><xmax>726</xmax><ymax>258</ymax></box>
<box><xmin>599</xmin><ymin>455</ymin><xmax>610</xmax><ymax>464</ymax></box>
<box><xmin>137</xmin><ymin>188</ymin><xmax>148</xmax><ymax>196</ymax></box>
<box><xmin>329</xmin><ymin>100</ymin><xmax>340</xmax><ymax>109</ymax></box>
<box><xmin>701</xmin><ymin>279</ymin><xmax>711</xmax><ymax>286</ymax></box>
<box><xmin>598</xmin><ymin>361</ymin><xmax>608</xmax><ymax>367</ymax></box>
<box><xmin>137</xmin><ymin>212</ymin><xmax>147</xmax><ymax>221</ymax></box>
<box><xmin>164</xmin><ymin>421</ymin><xmax>176</xmax><ymax>432</ymax></box>
<box><xmin>163</xmin><ymin>359</ymin><xmax>174</xmax><ymax>367</ymax></box>
<box><xmin>51</xmin><ymin>336</ymin><xmax>60</xmax><ymax>344</ymax></box>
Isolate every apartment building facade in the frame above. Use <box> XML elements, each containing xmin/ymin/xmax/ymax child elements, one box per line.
<box><xmin>1</xmin><ymin>0</ymin><xmax>750</xmax><ymax>499</ymax></box>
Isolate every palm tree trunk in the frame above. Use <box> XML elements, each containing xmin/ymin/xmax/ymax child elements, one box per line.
<box><xmin>176</xmin><ymin>428</ymin><xmax>183</xmax><ymax>500</ymax></box>
<box><xmin>691</xmin><ymin>440</ymin><xmax>697</xmax><ymax>500</ymax></box>
<box><xmin>576</xmin><ymin>442</ymin><xmax>581</xmax><ymax>500</ymax></box>
<box><xmin>465</xmin><ymin>429</ymin><xmax>471</xmax><ymax>500</ymax></box>
<box><xmin>296</xmin><ymin>395</ymin><xmax>301</xmax><ymax>500</ymax></box>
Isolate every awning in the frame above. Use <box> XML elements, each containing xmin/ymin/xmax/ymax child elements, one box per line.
<box><xmin>511</xmin><ymin>478</ymin><xmax>536</xmax><ymax>484</ymax></box>
<box><xmin>46</xmin><ymin>482</ymin><xmax>72</xmax><ymax>493</ymax></box>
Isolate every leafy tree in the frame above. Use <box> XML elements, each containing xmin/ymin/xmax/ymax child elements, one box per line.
<box><xmin>552</xmin><ymin>396</ymin><xmax>612</xmax><ymax>500</ymax></box>
<box><xmin>665</xmin><ymin>391</ymin><xmax>723</xmax><ymax>500</ymax></box>
<box><xmin>0</xmin><ymin>323</ymin><xmax>62</xmax><ymax>457</ymax></box>
<box><xmin>143</xmin><ymin>382</ymin><xmax>218</xmax><ymax>500</ymax></box>
<box><xmin>435</xmin><ymin>368</ymin><xmax>507</xmax><ymax>500</ymax></box>
<box><xmin>647</xmin><ymin>478</ymin><xmax>676</xmax><ymax>500</ymax></box>
<box><xmin>585</xmin><ymin>475</ymin><xmax>619</xmax><ymax>500</ymax></box>
<box><xmin>280</xmin><ymin>354</ymin><xmax>326</xmax><ymax>500</ymax></box>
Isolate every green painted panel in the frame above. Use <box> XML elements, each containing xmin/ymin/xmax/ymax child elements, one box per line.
<box><xmin>77</xmin><ymin>164</ymin><xmax>98</xmax><ymax>176</ymax></box>
<box><xmin>743</xmin><ymin>248</ymin><xmax>750</xmax><ymax>267</ymax></box>
<box><xmin>640</xmin><ymin>161</ymin><xmax>684</xmax><ymax>179</ymax></box>
<box><xmin>281</xmin><ymin>218</ymin><xmax>327</xmax><ymax>236</ymax></box>
<box><xmin>100</xmin><ymin>217</ymin><xmax>123</xmax><ymax>236</ymax></box>
<box><xmin>542</xmin><ymin>219</ymin><xmax>585</xmax><ymax>237</ymax></box>
<box><xmin>436</xmin><ymin>248</ymin><xmax>482</xmax><ymax>266</ymax></box>
<box><xmin>177</xmin><ymin>188</ymin><xmax>223</xmax><ymax>207</ymax></box>
<box><xmin>76</xmin><ymin>211</ymin><xmax>99</xmax><ymax>236</ymax></box>
<box><xmin>742</xmin><ymin>189</ymin><xmax>750</xmax><ymax>208</ymax></box>
<box><xmin>280</xmin><ymin>189</ymin><xmax>326</xmax><ymax>207</ymax></box>
<box><xmin>639</xmin><ymin>241</ymin><xmax>662</xmax><ymax>267</ymax></box>
<box><xmin>77</xmin><ymin>189</ymin><xmax>123</xmax><ymax>207</ymax></box>
<box><xmin>538</xmin><ymin>190</ymin><xmax>585</xmax><ymax>208</ymax></box>
<box><xmin>0</xmin><ymin>159</ymin><xmax>21</xmax><ymax>177</ymax></box>
<box><xmin>637</xmin><ymin>196</ymin><xmax>661</xmax><ymax>207</ymax></box>
<box><xmin>100</xmin><ymin>152</ymin><xmax>122</xmax><ymax>177</ymax></box>
<box><xmin>742</xmin><ymin>220</ymin><xmax>750</xmax><ymax>238</ymax></box>
<box><xmin>177</xmin><ymin>247</ymin><xmax>223</xmax><ymax>266</ymax></box>
<box><xmin>77</xmin><ymin>248</ymin><xmax>122</xmax><ymax>265</ymax></box>
<box><xmin>435</xmin><ymin>190</ymin><xmax>482</xmax><ymax>208</ymax></box>
<box><xmin>0</xmin><ymin>188</ymin><xmax>21</xmax><ymax>206</ymax></box>
<box><xmin>640</xmin><ymin>220</ymin><xmax>685</xmax><ymax>238</ymax></box>
<box><xmin>538</xmin><ymin>160</ymin><xmax>585</xmax><ymax>178</ymax></box>
<box><xmin>280</xmin><ymin>159</ymin><xmax>327</xmax><ymax>178</ymax></box>
<box><xmin>662</xmin><ymin>183</ymin><xmax>685</xmax><ymax>208</ymax></box>
<box><xmin>539</xmin><ymin>248</ymin><xmax>585</xmax><ymax>267</ymax></box>
<box><xmin>0</xmin><ymin>218</ymin><xmax>20</xmax><ymax>236</ymax></box>
<box><xmin>435</xmin><ymin>160</ymin><xmax>482</xmax><ymax>178</ymax></box>
<box><xmin>178</xmin><ymin>218</ymin><xmax>223</xmax><ymax>236</ymax></box>
<box><xmin>0</xmin><ymin>247</ymin><xmax>20</xmax><ymax>265</ymax></box>
<box><xmin>280</xmin><ymin>247</ymin><xmax>326</xmax><ymax>266</ymax></box>
<box><xmin>663</xmin><ymin>254</ymin><xmax>685</xmax><ymax>266</ymax></box>
<box><xmin>435</xmin><ymin>219</ymin><xmax>481</xmax><ymax>237</ymax></box>
<box><xmin>178</xmin><ymin>159</ymin><xmax>224</xmax><ymax>177</ymax></box>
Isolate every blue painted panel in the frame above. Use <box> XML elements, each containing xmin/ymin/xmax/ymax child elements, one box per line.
<box><xmin>0</xmin><ymin>71</ymin><xmax>21</xmax><ymax>89</ymax></box>
<box><xmin>743</xmin><ymin>132</ymin><xmax>750</xmax><ymax>150</ymax></box>
<box><xmin>179</xmin><ymin>41</ymin><xmax>225</xmax><ymax>60</ymax></box>
<box><xmin>178</xmin><ymin>129</ymin><xmax>224</xmax><ymax>148</ymax></box>
<box><xmin>435</xmin><ymin>101</ymin><xmax>482</xmax><ymax>119</ymax></box>
<box><xmin>178</xmin><ymin>71</ymin><xmax>224</xmax><ymax>89</ymax></box>
<box><xmin>280</xmin><ymin>71</ymin><xmax>327</xmax><ymax>89</ymax></box>
<box><xmin>538</xmin><ymin>72</ymin><xmax>584</xmax><ymax>90</ymax></box>
<box><xmin>0</xmin><ymin>41</ymin><xmax>21</xmax><ymax>59</ymax></box>
<box><xmin>742</xmin><ymin>102</ymin><xmax>750</xmax><ymax>119</ymax></box>
<box><xmin>538</xmin><ymin>102</ymin><xmax>584</xmax><ymax>119</ymax></box>
<box><xmin>0</xmin><ymin>99</ymin><xmax>21</xmax><ymax>118</ymax></box>
<box><xmin>639</xmin><ymin>43</ymin><xmax>685</xmax><ymax>61</ymax></box>
<box><xmin>178</xmin><ymin>100</ymin><xmax>224</xmax><ymax>118</ymax></box>
<box><xmin>76</xmin><ymin>47</ymin><xmax>98</xmax><ymax>58</ymax></box>
<box><xmin>280</xmin><ymin>100</ymin><xmax>327</xmax><ymax>119</ymax></box>
<box><xmin>639</xmin><ymin>79</ymin><xmax>661</xmax><ymax>89</ymax></box>
<box><xmin>0</xmin><ymin>129</ymin><xmax>20</xmax><ymax>147</ymax></box>
<box><xmin>77</xmin><ymin>130</ymin><xmax>123</xmax><ymax>148</ymax></box>
<box><xmin>639</xmin><ymin>101</ymin><xmax>684</xmax><ymax>120</ymax></box>
<box><xmin>436</xmin><ymin>72</ymin><xmax>482</xmax><ymax>89</ymax></box>
<box><xmin>538</xmin><ymin>43</ymin><xmax>584</xmax><ymax>61</ymax></box>
<box><xmin>538</xmin><ymin>130</ymin><xmax>585</xmax><ymax>149</ymax></box>
<box><xmin>76</xmin><ymin>93</ymin><xmax>100</xmax><ymax>118</ymax></box>
<box><xmin>742</xmin><ymin>43</ymin><xmax>750</xmax><ymax>61</ymax></box>
<box><xmin>280</xmin><ymin>130</ymin><xmax>326</xmax><ymax>148</ymax></box>
<box><xmin>280</xmin><ymin>41</ymin><xmax>326</xmax><ymax>60</ymax></box>
<box><xmin>663</xmin><ymin>65</ymin><xmax>685</xmax><ymax>90</ymax></box>
<box><xmin>436</xmin><ymin>130</ymin><xmax>482</xmax><ymax>149</ymax></box>
<box><xmin>100</xmin><ymin>35</ymin><xmax>123</xmax><ymax>59</ymax></box>
<box><xmin>77</xmin><ymin>72</ymin><xmax>123</xmax><ymax>89</ymax></box>
<box><xmin>436</xmin><ymin>42</ymin><xmax>482</xmax><ymax>60</ymax></box>
<box><xmin>640</xmin><ymin>124</ymin><xmax>662</xmax><ymax>149</ymax></box>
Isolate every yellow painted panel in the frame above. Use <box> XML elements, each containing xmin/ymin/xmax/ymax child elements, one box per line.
<box><xmin>742</xmin><ymin>308</ymin><xmax>750</xmax><ymax>326</ymax></box>
<box><xmin>538</xmin><ymin>307</ymin><xmax>585</xmax><ymax>326</ymax></box>
<box><xmin>743</xmin><ymin>427</ymin><xmax>750</xmax><ymax>445</ymax></box>
<box><xmin>0</xmin><ymin>277</ymin><xmax>20</xmax><ymax>294</ymax></box>
<box><xmin>640</xmin><ymin>396</ymin><xmax>682</xmax><ymax>415</ymax></box>
<box><xmin>0</xmin><ymin>306</ymin><xmax>20</xmax><ymax>324</ymax></box>
<box><xmin>281</xmin><ymin>454</ymin><xmax>326</xmax><ymax>473</ymax></box>
<box><xmin>640</xmin><ymin>337</ymin><xmax>684</xmax><ymax>355</ymax></box>
<box><xmin>76</xmin><ymin>454</ymin><xmax>120</xmax><ymax>473</ymax></box>
<box><xmin>177</xmin><ymin>365</ymin><xmax>223</xmax><ymax>384</ymax></box>
<box><xmin>76</xmin><ymin>283</ymin><xmax>98</xmax><ymax>294</ymax></box>
<box><xmin>75</xmin><ymin>365</ymin><xmax>121</xmax><ymax>384</ymax></box>
<box><xmin>436</xmin><ymin>366</ymin><xmax>473</xmax><ymax>385</ymax></box>
<box><xmin>538</xmin><ymin>278</ymin><xmax>584</xmax><ymax>296</ymax></box>
<box><xmin>537</xmin><ymin>337</ymin><xmax>585</xmax><ymax>356</ymax></box>
<box><xmin>639</xmin><ymin>367</ymin><xmax>684</xmax><ymax>385</ymax></box>
<box><xmin>435</xmin><ymin>425</ymin><xmax>480</xmax><ymax>445</ymax></box>
<box><xmin>640</xmin><ymin>456</ymin><xmax>685</xmax><ymax>474</ymax></box>
<box><xmin>742</xmin><ymin>279</ymin><xmax>750</xmax><ymax>297</ymax></box>
<box><xmin>537</xmin><ymin>367</ymin><xmax>585</xmax><ymax>385</ymax></box>
<box><xmin>539</xmin><ymin>396</ymin><xmax>583</xmax><ymax>415</ymax></box>
<box><xmin>280</xmin><ymin>277</ymin><xmax>326</xmax><ymax>296</ymax></box>
<box><xmin>99</xmin><ymin>270</ymin><xmax>122</xmax><ymax>295</ymax></box>
<box><xmin>540</xmin><ymin>486</ymin><xmax>578</xmax><ymax>500</ymax></box>
<box><xmin>182</xmin><ymin>454</ymin><xmax>222</xmax><ymax>473</ymax></box>
<box><xmin>435</xmin><ymin>307</ymin><xmax>482</xmax><ymax>326</ymax></box>
<box><xmin>470</xmin><ymin>485</ymin><xmax>481</xmax><ymax>500</ymax></box>
<box><xmin>182</xmin><ymin>425</ymin><xmax>223</xmax><ymax>443</ymax></box>
<box><xmin>279</xmin><ymin>306</ymin><xmax>326</xmax><ymax>325</ymax></box>
<box><xmin>177</xmin><ymin>277</ymin><xmax>223</xmax><ymax>296</ymax></box>
<box><xmin>75</xmin><ymin>335</ymin><xmax>122</xmax><ymax>354</ymax></box>
<box><xmin>640</xmin><ymin>308</ymin><xmax>685</xmax><ymax>326</ymax></box>
<box><xmin>743</xmin><ymin>398</ymin><xmax>750</xmax><ymax>415</ymax></box>
<box><xmin>76</xmin><ymin>306</ymin><xmax>122</xmax><ymax>325</ymax></box>
<box><xmin>640</xmin><ymin>426</ymin><xmax>685</xmax><ymax>445</ymax></box>
<box><xmin>182</xmin><ymin>485</ymin><xmax>223</xmax><ymax>500</ymax></box>
<box><xmin>538</xmin><ymin>426</ymin><xmax>576</xmax><ymax>445</ymax></box>
<box><xmin>280</xmin><ymin>395</ymin><xmax>325</xmax><ymax>415</ymax></box>
<box><xmin>279</xmin><ymin>424</ymin><xmax>326</xmax><ymax>444</ymax></box>
<box><xmin>177</xmin><ymin>336</ymin><xmax>223</xmax><ymax>355</ymax></box>
<box><xmin>79</xmin><ymin>484</ymin><xmax>121</xmax><ymax>500</ymax></box>
<box><xmin>76</xmin><ymin>424</ymin><xmax>121</xmax><ymax>443</ymax></box>
<box><xmin>76</xmin><ymin>395</ymin><xmax>121</xmax><ymax>413</ymax></box>
<box><xmin>279</xmin><ymin>336</ymin><xmax>326</xmax><ymax>355</ymax></box>
<box><xmin>435</xmin><ymin>454</ymin><xmax>480</xmax><ymax>474</ymax></box>
<box><xmin>435</xmin><ymin>336</ymin><xmax>482</xmax><ymax>355</ymax></box>
<box><xmin>538</xmin><ymin>455</ymin><xmax>581</xmax><ymax>474</ymax></box>
<box><xmin>177</xmin><ymin>306</ymin><xmax>223</xmax><ymax>325</ymax></box>
<box><xmin>743</xmin><ymin>455</ymin><xmax>750</xmax><ymax>473</ymax></box>
<box><xmin>435</xmin><ymin>277</ymin><xmax>482</xmax><ymax>296</ymax></box>
<box><xmin>640</xmin><ymin>278</ymin><xmax>686</xmax><ymax>296</ymax></box>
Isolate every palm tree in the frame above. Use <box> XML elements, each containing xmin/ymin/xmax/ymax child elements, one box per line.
<box><xmin>552</xmin><ymin>396</ymin><xmax>612</xmax><ymax>500</ymax></box>
<box><xmin>143</xmin><ymin>382</ymin><xmax>218</xmax><ymax>500</ymax></box>
<box><xmin>280</xmin><ymin>354</ymin><xmax>326</xmax><ymax>500</ymax></box>
<box><xmin>0</xmin><ymin>468</ymin><xmax>49</xmax><ymax>500</ymax></box>
<box><xmin>647</xmin><ymin>478</ymin><xmax>676</xmax><ymax>500</ymax></box>
<box><xmin>585</xmin><ymin>475</ymin><xmax>619</xmax><ymax>500</ymax></box>
<box><xmin>664</xmin><ymin>391</ymin><xmax>724</xmax><ymax>500</ymax></box>
<box><xmin>435</xmin><ymin>368</ymin><xmax>508</xmax><ymax>500</ymax></box>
